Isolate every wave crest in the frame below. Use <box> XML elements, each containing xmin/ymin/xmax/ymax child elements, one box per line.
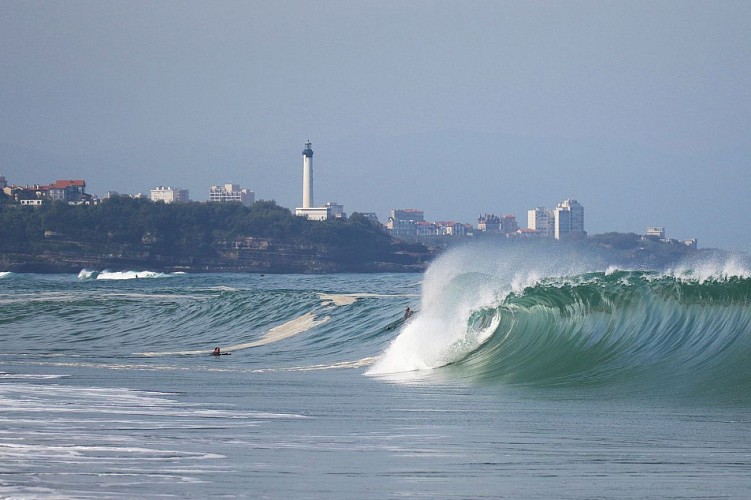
<box><xmin>78</xmin><ymin>269</ymin><xmax>180</xmax><ymax>280</ymax></box>
<box><xmin>368</xmin><ymin>247</ymin><xmax>751</xmax><ymax>394</ymax></box>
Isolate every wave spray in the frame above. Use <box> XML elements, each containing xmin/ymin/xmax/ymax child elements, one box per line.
<box><xmin>368</xmin><ymin>244</ymin><xmax>751</xmax><ymax>395</ymax></box>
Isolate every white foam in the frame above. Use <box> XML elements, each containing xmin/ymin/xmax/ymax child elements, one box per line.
<box><xmin>665</xmin><ymin>254</ymin><xmax>751</xmax><ymax>284</ymax></box>
<box><xmin>78</xmin><ymin>269</ymin><xmax>176</xmax><ymax>280</ymax></box>
<box><xmin>605</xmin><ymin>265</ymin><xmax>620</xmax><ymax>276</ymax></box>
<box><xmin>284</xmin><ymin>356</ymin><xmax>378</xmax><ymax>372</ymax></box>
<box><xmin>367</xmin><ymin>244</ymin><xmax>591</xmax><ymax>375</ymax></box>
<box><xmin>0</xmin><ymin>271</ymin><xmax>11</xmax><ymax>279</ymax></box>
<box><xmin>97</xmin><ymin>270</ymin><xmax>171</xmax><ymax>280</ymax></box>
<box><xmin>224</xmin><ymin>312</ymin><xmax>330</xmax><ymax>350</ymax></box>
<box><xmin>510</xmin><ymin>270</ymin><xmax>543</xmax><ymax>295</ymax></box>
<box><xmin>318</xmin><ymin>293</ymin><xmax>359</xmax><ymax>306</ymax></box>
<box><xmin>318</xmin><ymin>292</ymin><xmax>415</xmax><ymax>307</ymax></box>
<box><xmin>367</xmin><ymin>310</ymin><xmax>499</xmax><ymax>375</ymax></box>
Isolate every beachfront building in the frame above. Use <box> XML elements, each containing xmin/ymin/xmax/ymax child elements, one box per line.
<box><xmin>48</xmin><ymin>180</ymin><xmax>86</xmax><ymax>203</ymax></box>
<box><xmin>500</xmin><ymin>214</ymin><xmax>518</xmax><ymax>235</ymax></box>
<box><xmin>209</xmin><ymin>183</ymin><xmax>255</xmax><ymax>207</ymax></box>
<box><xmin>19</xmin><ymin>199</ymin><xmax>44</xmax><ymax>206</ymax></box>
<box><xmin>554</xmin><ymin>199</ymin><xmax>585</xmax><ymax>240</ymax></box>
<box><xmin>415</xmin><ymin>220</ymin><xmax>437</xmax><ymax>236</ymax></box>
<box><xmin>646</xmin><ymin>226</ymin><xmax>666</xmax><ymax>239</ymax></box>
<box><xmin>436</xmin><ymin>221</ymin><xmax>467</xmax><ymax>236</ymax></box>
<box><xmin>3</xmin><ymin>179</ymin><xmax>93</xmax><ymax>205</ymax></box>
<box><xmin>391</xmin><ymin>209</ymin><xmax>424</xmax><ymax>223</ymax></box>
<box><xmin>150</xmin><ymin>186</ymin><xmax>190</xmax><ymax>204</ymax></box>
<box><xmin>528</xmin><ymin>207</ymin><xmax>554</xmax><ymax>238</ymax></box>
<box><xmin>325</xmin><ymin>201</ymin><xmax>346</xmax><ymax>219</ymax></box>
<box><xmin>3</xmin><ymin>185</ymin><xmax>39</xmax><ymax>204</ymax></box>
<box><xmin>528</xmin><ymin>199</ymin><xmax>585</xmax><ymax>240</ymax></box>
<box><xmin>477</xmin><ymin>213</ymin><xmax>501</xmax><ymax>233</ymax></box>
<box><xmin>386</xmin><ymin>208</ymin><xmax>425</xmax><ymax>239</ymax></box>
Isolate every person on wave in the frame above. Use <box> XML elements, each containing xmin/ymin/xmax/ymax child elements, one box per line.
<box><xmin>404</xmin><ymin>306</ymin><xmax>413</xmax><ymax>320</ymax></box>
<box><xmin>211</xmin><ymin>347</ymin><xmax>230</xmax><ymax>356</ymax></box>
<box><xmin>387</xmin><ymin>307</ymin><xmax>415</xmax><ymax>330</ymax></box>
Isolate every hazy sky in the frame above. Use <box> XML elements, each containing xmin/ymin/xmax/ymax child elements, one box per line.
<box><xmin>2</xmin><ymin>1</ymin><xmax>750</xmax><ymax>250</ymax></box>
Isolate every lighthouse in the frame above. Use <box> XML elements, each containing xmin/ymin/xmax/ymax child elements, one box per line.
<box><xmin>302</xmin><ymin>140</ymin><xmax>314</xmax><ymax>208</ymax></box>
<box><xmin>295</xmin><ymin>140</ymin><xmax>334</xmax><ymax>220</ymax></box>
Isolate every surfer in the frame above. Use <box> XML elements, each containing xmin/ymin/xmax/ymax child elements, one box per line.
<box><xmin>404</xmin><ymin>306</ymin><xmax>413</xmax><ymax>320</ymax></box>
<box><xmin>212</xmin><ymin>347</ymin><xmax>221</xmax><ymax>356</ymax></box>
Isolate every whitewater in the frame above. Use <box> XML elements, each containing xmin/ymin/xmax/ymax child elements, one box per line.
<box><xmin>1</xmin><ymin>245</ymin><xmax>751</xmax><ymax>498</ymax></box>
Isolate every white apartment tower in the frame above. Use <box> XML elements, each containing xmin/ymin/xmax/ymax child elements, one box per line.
<box><xmin>554</xmin><ymin>199</ymin><xmax>585</xmax><ymax>240</ymax></box>
<box><xmin>528</xmin><ymin>207</ymin><xmax>554</xmax><ymax>238</ymax></box>
<box><xmin>528</xmin><ymin>200</ymin><xmax>585</xmax><ymax>240</ymax></box>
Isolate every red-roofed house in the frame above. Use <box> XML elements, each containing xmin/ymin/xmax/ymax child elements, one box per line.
<box><xmin>49</xmin><ymin>180</ymin><xmax>86</xmax><ymax>203</ymax></box>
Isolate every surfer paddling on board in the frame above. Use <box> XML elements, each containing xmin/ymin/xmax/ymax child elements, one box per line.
<box><xmin>211</xmin><ymin>347</ymin><xmax>231</xmax><ymax>356</ymax></box>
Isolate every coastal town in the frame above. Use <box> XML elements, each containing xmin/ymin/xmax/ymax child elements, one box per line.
<box><xmin>0</xmin><ymin>141</ymin><xmax>696</xmax><ymax>249</ymax></box>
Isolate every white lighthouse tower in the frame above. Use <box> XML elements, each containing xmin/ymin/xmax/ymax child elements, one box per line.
<box><xmin>302</xmin><ymin>140</ymin><xmax>314</xmax><ymax>208</ymax></box>
<box><xmin>295</xmin><ymin>140</ymin><xmax>331</xmax><ymax>220</ymax></box>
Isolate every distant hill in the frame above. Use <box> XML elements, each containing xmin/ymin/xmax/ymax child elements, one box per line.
<box><xmin>0</xmin><ymin>198</ymin><xmax>431</xmax><ymax>273</ymax></box>
<box><xmin>0</xmin><ymin>197</ymin><xmax>712</xmax><ymax>274</ymax></box>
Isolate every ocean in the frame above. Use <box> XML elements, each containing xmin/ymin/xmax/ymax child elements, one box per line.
<box><xmin>2</xmin><ymin>245</ymin><xmax>751</xmax><ymax>498</ymax></box>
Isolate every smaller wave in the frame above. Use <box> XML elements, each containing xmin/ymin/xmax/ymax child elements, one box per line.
<box><xmin>78</xmin><ymin>269</ymin><xmax>178</xmax><ymax>280</ymax></box>
<box><xmin>0</xmin><ymin>372</ymin><xmax>68</xmax><ymax>380</ymax></box>
<box><xmin>137</xmin><ymin>312</ymin><xmax>330</xmax><ymax>357</ymax></box>
<box><xmin>0</xmin><ymin>271</ymin><xmax>12</xmax><ymax>279</ymax></box>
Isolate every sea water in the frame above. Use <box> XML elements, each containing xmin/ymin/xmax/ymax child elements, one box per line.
<box><xmin>1</xmin><ymin>246</ymin><xmax>751</xmax><ymax>498</ymax></box>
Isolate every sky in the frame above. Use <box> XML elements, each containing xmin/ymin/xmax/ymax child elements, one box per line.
<box><xmin>1</xmin><ymin>0</ymin><xmax>750</xmax><ymax>250</ymax></box>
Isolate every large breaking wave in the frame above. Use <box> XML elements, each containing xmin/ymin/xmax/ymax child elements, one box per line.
<box><xmin>367</xmin><ymin>245</ymin><xmax>751</xmax><ymax>394</ymax></box>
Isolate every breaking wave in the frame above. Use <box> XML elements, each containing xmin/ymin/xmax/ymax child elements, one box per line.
<box><xmin>78</xmin><ymin>269</ymin><xmax>182</xmax><ymax>280</ymax></box>
<box><xmin>368</xmin><ymin>247</ymin><xmax>751</xmax><ymax>394</ymax></box>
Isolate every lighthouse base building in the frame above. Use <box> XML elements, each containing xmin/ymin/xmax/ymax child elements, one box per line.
<box><xmin>295</xmin><ymin>206</ymin><xmax>330</xmax><ymax>220</ymax></box>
